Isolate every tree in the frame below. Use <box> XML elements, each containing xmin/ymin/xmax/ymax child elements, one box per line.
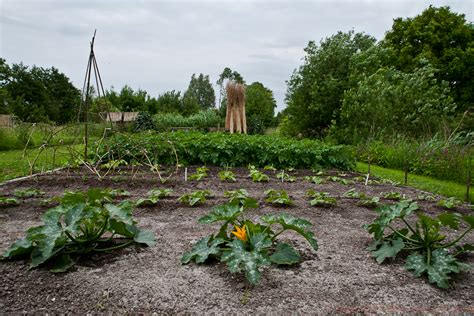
<box><xmin>118</xmin><ymin>85</ymin><xmax>147</xmax><ymax>112</ymax></box>
<box><xmin>383</xmin><ymin>6</ymin><xmax>474</xmax><ymax>111</ymax></box>
<box><xmin>334</xmin><ymin>63</ymin><xmax>456</xmax><ymax>143</ymax></box>
<box><xmin>245</xmin><ymin>82</ymin><xmax>277</xmax><ymax>133</ymax></box>
<box><xmin>151</xmin><ymin>90</ymin><xmax>182</xmax><ymax>114</ymax></box>
<box><xmin>0</xmin><ymin>59</ymin><xmax>81</xmax><ymax>123</ymax></box>
<box><xmin>216</xmin><ymin>67</ymin><xmax>244</xmax><ymax>110</ymax></box>
<box><xmin>284</xmin><ymin>31</ymin><xmax>376</xmax><ymax>137</ymax></box>
<box><xmin>183</xmin><ymin>73</ymin><xmax>215</xmax><ymax>112</ymax></box>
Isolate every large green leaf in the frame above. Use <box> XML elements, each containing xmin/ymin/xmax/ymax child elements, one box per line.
<box><xmin>133</xmin><ymin>229</ymin><xmax>156</xmax><ymax>247</ymax></box>
<box><xmin>371</xmin><ymin>238</ymin><xmax>405</xmax><ymax>264</ymax></box>
<box><xmin>406</xmin><ymin>249</ymin><xmax>471</xmax><ymax>289</ymax></box>
<box><xmin>367</xmin><ymin>201</ymin><xmax>419</xmax><ymax>240</ymax></box>
<box><xmin>405</xmin><ymin>253</ymin><xmax>428</xmax><ymax>277</ymax></box>
<box><xmin>261</xmin><ymin>213</ymin><xmax>318</xmax><ymax>251</ymax></box>
<box><xmin>64</xmin><ymin>203</ymin><xmax>86</xmax><ymax>235</ymax></box>
<box><xmin>30</xmin><ymin>209</ymin><xmax>65</xmax><ymax>268</ymax></box>
<box><xmin>50</xmin><ymin>254</ymin><xmax>75</xmax><ymax>273</ymax></box>
<box><xmin>427</xmin><ymin>249</ymin><xmax>470</xmax><ymax>289</ymax></box>
<box><xmin>198</xmin><ymin>203</ymin><xmax>242</xmax><ymax>224</ymax></box>
<box><xmin>105</xmin><ymin>202</ymin><xmax>135</xmax><ymax>226</ymax></box>
<box><xmin>221</xmin><ymin>236</ymin><xmax>271</xmax><ymax>284</ymax></box>
<box><xmin>2</xmin><ymin>238</ymin><xmax>33</xmax><ymax>259</ymax></box>
<box><xmin>181</xmin><ymin>236</ymin><xmax>225</xmax><ymax>264</ymax></box>
<box><xmin>462</xmin><ymin>215</ymin><xmax>474</xmax><ymax>228</ymax></box>
<box><xmin>269</xmin><ymin>243</ymin><xmax>301</xmax><ymax>265</ymax></box>
<box><xmin>437</xmin><ymin>212</ymin><xmax>462</xmax><ymax>230</ymax></box>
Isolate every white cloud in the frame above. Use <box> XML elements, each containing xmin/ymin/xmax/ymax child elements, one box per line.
<box><xmin>1</xmin><ymin>0</ymin><xmax>472</xmax><ymax>112</ymax></box>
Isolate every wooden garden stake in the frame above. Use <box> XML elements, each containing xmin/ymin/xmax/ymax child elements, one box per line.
<box><xmin>185</xmin><ymin>167</ymin><xmax>188</xmax><ymax>182</ymax></box>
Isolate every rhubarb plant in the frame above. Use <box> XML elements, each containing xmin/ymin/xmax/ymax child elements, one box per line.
<box><xmin>365</xmin><ymin>200</ymin><xmax>473</xmax><ymax>288</ymax></box>
<box><xmin>182</xmin><ymin>200</ymin><xmax>318</xmax><ymax>284</ymax></box>
<box><xmin>2</xmin><ymin>188</ymin><xmax>155</xmax><ymax>272</ymax></box>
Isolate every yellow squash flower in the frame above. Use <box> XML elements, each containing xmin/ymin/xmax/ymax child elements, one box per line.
<box><xmin>231</xmin><ymin>225</ymin><xmax>247</xmax><ymax>242</ymax></box>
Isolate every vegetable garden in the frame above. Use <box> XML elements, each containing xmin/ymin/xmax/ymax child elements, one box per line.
<box><xmin>0</xmin><ymin>134</ymin><xmax>472</xmax><ymax>313</ymax></box>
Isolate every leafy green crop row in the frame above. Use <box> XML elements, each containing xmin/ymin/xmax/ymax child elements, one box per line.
<box><xmin>96</xmin><ymin>131</ymin><xmax>355</xmax><ymax>170</ymax></box>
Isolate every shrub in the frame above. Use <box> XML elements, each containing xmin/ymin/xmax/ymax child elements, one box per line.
<box><xmin>96</xmin><ymin>131</ymin><xmax>355</xmax><ymax>170</ymax></box>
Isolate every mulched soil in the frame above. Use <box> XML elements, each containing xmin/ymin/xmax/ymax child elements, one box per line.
<box><xmin>0</xmin><ymin>166</ymin><xmax>472</xmax><ymax>314</ymax></box>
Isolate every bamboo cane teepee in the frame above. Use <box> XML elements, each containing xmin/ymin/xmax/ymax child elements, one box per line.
<box><xmin>225</xmin><ymin>81</ymin><xmax>247</xmax><ymax>134</ymax></box>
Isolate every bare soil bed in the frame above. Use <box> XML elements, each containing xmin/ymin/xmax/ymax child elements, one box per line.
<box><xmin>0</xmin><ymin>166</ymin><xmax>473</xmax><ymax>314</ymax></box>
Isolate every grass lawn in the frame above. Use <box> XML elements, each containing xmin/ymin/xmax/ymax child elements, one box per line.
<box><xmin>356</xmin><ymin>162</ymin><xmax>473</xmax><ymax>203</ymax></box>
<box><xmin>0</xmin><ymin>144</ymin><xmax>83</xmax><ymax>182</ymax></box>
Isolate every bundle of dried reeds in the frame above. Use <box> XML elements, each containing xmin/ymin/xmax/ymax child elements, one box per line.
<box><xmin>225</xmin><ymin>81</ymin><xmax>247</xmax><ymax>134</ymax></box>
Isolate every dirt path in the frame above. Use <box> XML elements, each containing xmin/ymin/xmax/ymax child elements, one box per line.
<box><xmin>0</xmin><ymin>167</ymin><xmax>472</xmax><ymax>314</ymax></box>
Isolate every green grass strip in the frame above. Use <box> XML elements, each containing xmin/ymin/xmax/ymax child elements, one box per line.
<box><xmin>356</xmin><ymin>162</ymin><xmax>472</xmax><ymax>202</ymax></box>
<box><xmin>0</xmin><ymin>144</ymin><xmax>82</xmax><ymax>183</ymax></box>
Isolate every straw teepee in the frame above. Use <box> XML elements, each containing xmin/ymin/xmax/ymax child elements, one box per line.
<box><xmin>225</xmin><ymin>81</ymin><xmax>247</xmax><ymax>134</ymax></box>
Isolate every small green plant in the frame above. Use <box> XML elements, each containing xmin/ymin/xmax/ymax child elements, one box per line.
<box><xmin>264</xmin><ymin>189</ymin><xmax>293</xmax><ymax>206</ymax></box>
<box><xmin>108</xmin><ymin>188</ymin><xmax>131</xmax><ymax>197</ymax></box>
<box><xmin>306</xmin><ymin>189</ymin><xmax>337</xmax><ymax>207</ymax></box>
<box><xmin>2</xmin><ymin>188</ymin><xmax>156</xmax><ymax>272</ymax></box>
<box><xmin>417</xmin><ymin>194</ymin><xmax>436</xmax><ymax>202</ymax></box>
<box><xmin>223</xmin><ymin>189</ymin><xmax>258</xmax><ymax>207</ymax></box>
<box><xmin>343</xmin><ymin>188</ymin><xmax>364</xmax><ymax>198</ymax></box>
<box><xmin>438</xmin><ymin>197</ymin><xmax>462</xmax><ymax>210</ymax></box>
<box><xmin>248</xmin><ymin>165</ymin><xmax>269</xmax><ymax>182</ymax></box>
<box><xmin>181</xmin><ymin>201</ymin><xmax>318</xmax><ymax>284</ymax></box>
<box><xmin>382</xmin><ymin>191</ymin><xmax>404</xmax><ymax>201</ymax></box>
<box><xmin>218</xmin><ymin>170</ymin><xmax>236</xmax><ymax>182</ymax></box>
<box><xmin>264</xmin><ymin>165</ymin><xmax>277</xmax><ymax>171</ymax></box>
<box><xmin>365</xmin><ymin>200</ymin><xmax>473</xmax><ymax>288</ymax></box>
<box><xmin>188</xmin><ymin>166</ymin><xmax>209</xmax><ymax>181</ymax></box>
<box><xmin>357</xmin><ymin>196</ymin><xmax>380</xmax><ymax>208</ymax></box>
<box><xmin>13</xmin><ymin>188</ymin><xmax>46</xmax><ymax>198</ymax></box>
<box><xmin>304</xmin><ymin>176</ymin><xmax>324</xmax><ymax>184</ymax></box>
<box><xmin>0</xmin><ymin>197</ymin><xmax>20</xmax><ymax>207</ymax></box>
<box><xmin>100</xmin><ymin>159</ymin><xmax>128</xmax><ymax>170</ymax></box>
<box><xmin>326</xmin><ymin>176</ymin><xmax>353</xmax><ymax>185</ymax></box>
<box><xmin>178</xmin><ymin>189</ymin><xmax>212</xmax><ymax>206</ymax></box>
<box><xmin>276</xmin><ymin>171</ymin><xmax>296</xmax><ymax>182</ymax></box>
<box><xmin>136</xmin><ymin>188</ymin><xmax>173</xmax><ymax>206</ymax></box>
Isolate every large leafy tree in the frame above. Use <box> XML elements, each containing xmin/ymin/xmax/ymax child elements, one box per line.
<box><xmin>216</xmin><ymin>67</ymin><xmax>244</xmax><ymax>110</ymax></box>
<box><xmin>284</xmin><ymin>31</ymin><xmax>375</xmax><ymax>137</ymax></box>
<box><xmin>245</xmin><ymin>82</ymin><xmax>276</xmax><ymax>133</ymax></box>
<box><xmin>183</xmin><ymin>73</ymin><xmax>215</xmax><ymax>112</ymax></box>
<box><xmin>336</xmin><ymin>63</ymin><xmax>455</xmax><ymax>142</ymax></box>
<box><xmin>0</xmin><ymin>59</ymin><xmax>80</xmax><ymax>123</ymax></box>
<box><xmin>151</xmin><ymin>90</ymin><xmax>182</xmax><ymax>114</ymax></box>
<box><xmin>383</xmin><ymin>6</ymin><xmax>474</xmax><ymax>111</ymax></box>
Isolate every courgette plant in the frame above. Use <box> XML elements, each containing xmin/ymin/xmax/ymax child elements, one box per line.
<box><xmin>218</xmin><ymin>170</ymin><xmax>236</xmax><ymax>182</ymax></box>
<box><xmin>0</xmin><ymin>196</ymin><xmax>20</xmax><ymax>207</ymax></box>
<box><xmin>248</xmin><ymin>165</ymin><xmax>269</xmax><ymax>182</ymax></box>
<box><xmin>224</xmin><ymin>189</ymin><xmax>255</xmax><ymax>206</ymax></box>
<box><xmin>178</xmin><ymin>189</ymin><xmax>212</xmax><ymax>206</ymax></box>
<box><xmin>2</xmin><ymin>188</ymin><xmax>156</xmax><ymax>272</ymax></box>
<box><xmin>306</xmin><ymin>189</ymin><xmax>336</xmax><ymax>207</ymax></box>
<box><xmin>365</xmin><ymin>200</ymin><xmax>473</xmax><ymax>288</ymax></box>
<box><xmin>136</xmin><ymin>188</ymin><xmax>173</xmax><ymax>206</ymax></box>
<box><xmin>265</xmin><ymin>189</ymin><xmax>293</xmax><ymax>206</ymax></box>
<box><xmin>189</xmin><ymin>166</ymin><xmax>209</xmax><ymax>181</ymax></box>
<box><xmin>182</xmin><ymin>199</ymin><xmax>318</xmax><ymax>284</ymax></box>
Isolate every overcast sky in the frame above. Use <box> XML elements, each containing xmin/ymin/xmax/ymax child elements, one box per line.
<box><xmin>0</xmin><ymin>0</ymin><xmax>472</xmax><ymax>112</ymax></box>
